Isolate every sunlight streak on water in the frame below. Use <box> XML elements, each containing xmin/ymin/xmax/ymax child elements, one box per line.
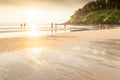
<box><xmin>29</xmin><ymin>24</ymin><xmax>40</xmax><ymax>36</ymax></box>
<box><xmin>29</xmin><ymin>31</ymin><xmax>40</xmax><ymax>36</ymax></box>
<box><xmin>30</xmin><ymin>48</ymin><xmax>44</xmax><ymax>54</ymax></box>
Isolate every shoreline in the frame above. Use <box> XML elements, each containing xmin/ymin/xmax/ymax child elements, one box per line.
<box><xmin>0</xmin><ymin>28</ymin><xmax>120</xmax><ymax>53</ymax></box>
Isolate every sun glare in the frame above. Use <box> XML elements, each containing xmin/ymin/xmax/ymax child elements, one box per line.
<box><xmin>30</xmin><ymin>24</ymin><xmax>37</xmax><ymax>31</ymax></box>
<box><xmin>24</xmin><ymin>8</ymin><xmax>40</xmax><ymax>23</ymax></box>
<box><xmin>29</xmin><ymin>24</ymin><xmax>38</xmax><ymax>36</ymax></box>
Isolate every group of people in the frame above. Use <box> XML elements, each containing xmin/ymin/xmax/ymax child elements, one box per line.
<box><xmin>98</xmin><ymin>23</ymin><xmax>113</xmax><ymax>29</ymax></box>
<box><xmin>20</xmin><ymin>22</ymin><xmax>67</xmax><ymax>32</ymax></box>
<box><xmin>20</xmin><ymin>23</ymin><xmax>26</xmax><ymax>30</ymax></box>
<box><xmin>51</xmin><ymin>23</ymin><xmax>67</xmax><ymax>32</ymax></box>
<box><xmin>51</xmin><ymin>23</ymin><xmax>58</xmax><ymax>30</ymax></box>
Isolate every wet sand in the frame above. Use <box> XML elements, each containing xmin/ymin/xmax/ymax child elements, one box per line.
<box><xmin>0</xmin><ymin>28</ymin><xmax>120</xmax><ymax>80</ymax></box>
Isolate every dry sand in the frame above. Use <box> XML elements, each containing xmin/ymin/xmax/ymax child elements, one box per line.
<box><xmin>0</xmin><ymin>28</ymin><xmax>120</xmax><ymax>80</ymax></box>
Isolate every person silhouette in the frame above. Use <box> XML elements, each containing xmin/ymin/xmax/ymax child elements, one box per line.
<box><xmin>64</xmin><ymin>24</ymin><xmax>67</xmax><ymax>32</ymax></box>
<box><xmin>23</xmin><ymin>23</ymin><xmax>26</xmax><ymax>30</ymax></box>
<box><xmin>55</xmin><ymin>23</ymin><xmax>57</xmax><ymax>33</ymax></box>
<box><xmin>20</xmin><ymin>23</ymin><xmax>23</xmax><ymax>29</ymax></box>
<box><xmin>51</xmin><ymin>23</ymin><xmax>53</xmax><ymax>33</ymax></box>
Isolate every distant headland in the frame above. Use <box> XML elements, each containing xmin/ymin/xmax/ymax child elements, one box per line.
<box><xmin>65</xmin><ymin>0</ymin><xmax>120</xmax><ymax>25</ymax></box>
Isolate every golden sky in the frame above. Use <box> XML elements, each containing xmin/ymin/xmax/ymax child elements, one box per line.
<box><xmin>0</xmin><ymin>0</ymin><xmax>94</xmax><ymax>24</ymax></box>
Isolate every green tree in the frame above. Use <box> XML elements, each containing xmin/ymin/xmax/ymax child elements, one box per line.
<box><xmin>107</xmin><ymin>0</ymin><xmax>120</xmax><ymax>9</ymax></box>
<box><xmin>82</xmin><ymin>1</ymin><xmax>97</xmax><ymax>13</ymax></box>
<box><xmin>96</xmin><ymin>0</ymin><xmax>106</xmax><ymax>10</ymax></box>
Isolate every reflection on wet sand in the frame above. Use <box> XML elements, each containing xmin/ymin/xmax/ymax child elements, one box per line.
<box><xmin>0</xmin><ymin>38</ymin><xmax>120</xmax><ymax>80</ymax></box>
<box><xmin>42</xmin><ymin>39</ymin><xmax>120</xmax><ymax>80</ymax></box>
<box><xmin>0</xmin><ymin>48</ymin><xmax>58</xmax><ymax>80</ymax></box>
<box><xmin>89</xmin><ymin>39</ymin><xmax>120</xmax><ymax>68</ymax></box>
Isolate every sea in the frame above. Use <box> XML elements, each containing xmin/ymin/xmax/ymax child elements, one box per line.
<box><xmin>0</xmin><ymin>23</ymin><xmax>95</xmax><ymax>38</ymax></box>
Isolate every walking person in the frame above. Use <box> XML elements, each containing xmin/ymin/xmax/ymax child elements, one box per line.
<box><xmin>55</xmin><ymin>23</ymin><xmax>57</xmax><ymax>33</ymax></box>
<box><xmin>51</xmin><ymin>23</ymin><xmax>53</xmax><ymax>33</ymax></box>
<box><xmin>20</xmin><ymin>23</ymin><xmax>23</xmax><ymax>30</ymax></box>
<box><xmin>98</xmin><ymin>23</ymin><xmax>101</xmax><ymax>29</ymax></box>
<box><xmin>23</xmin><ymin>23</ymin><xmax>26</xmax><ymax>30</ymax></box>
<box><xmin>64</xmin><ymin>23</ymin><xmax>67</xmax><ymax>32</ymax></box>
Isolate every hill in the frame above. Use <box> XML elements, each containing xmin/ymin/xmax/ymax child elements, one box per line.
<box><xmin>66</xmin><ymin>0</ymin><xmax>120</xmax><ymax>24</ymax></box>
<box><xmin>68</xmin><ymin>9</ymin><xmax>120</xmax><ymax>24</ymax></box>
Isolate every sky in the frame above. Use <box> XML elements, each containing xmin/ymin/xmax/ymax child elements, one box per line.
<box><xmin>0</xmin><ymin>0</ymin><xmax>94</xmax><ymax>24</ymax></box>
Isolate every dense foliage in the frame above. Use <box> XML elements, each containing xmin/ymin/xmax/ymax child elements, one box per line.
<box><xmin>67</xmin><ymin>0</ymin><xmax>120</xmax><ymax>24</ymax></box>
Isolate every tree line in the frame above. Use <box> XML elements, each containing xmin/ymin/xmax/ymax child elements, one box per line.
<box><xmin>81</xmin><ymin>0</ymin><xmax>120</xmax><ymax>13</ymax></box>
<box><xmin>68</xmin><ymin>0</ymin><xmax>120</xmax><ymax>24</ymax></box>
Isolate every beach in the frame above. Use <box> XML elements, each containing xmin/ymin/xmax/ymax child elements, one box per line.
<box><xmin>0</xmin><ymin>28</ymin><xmax>120</xmax><ymax>80</ymax></box>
